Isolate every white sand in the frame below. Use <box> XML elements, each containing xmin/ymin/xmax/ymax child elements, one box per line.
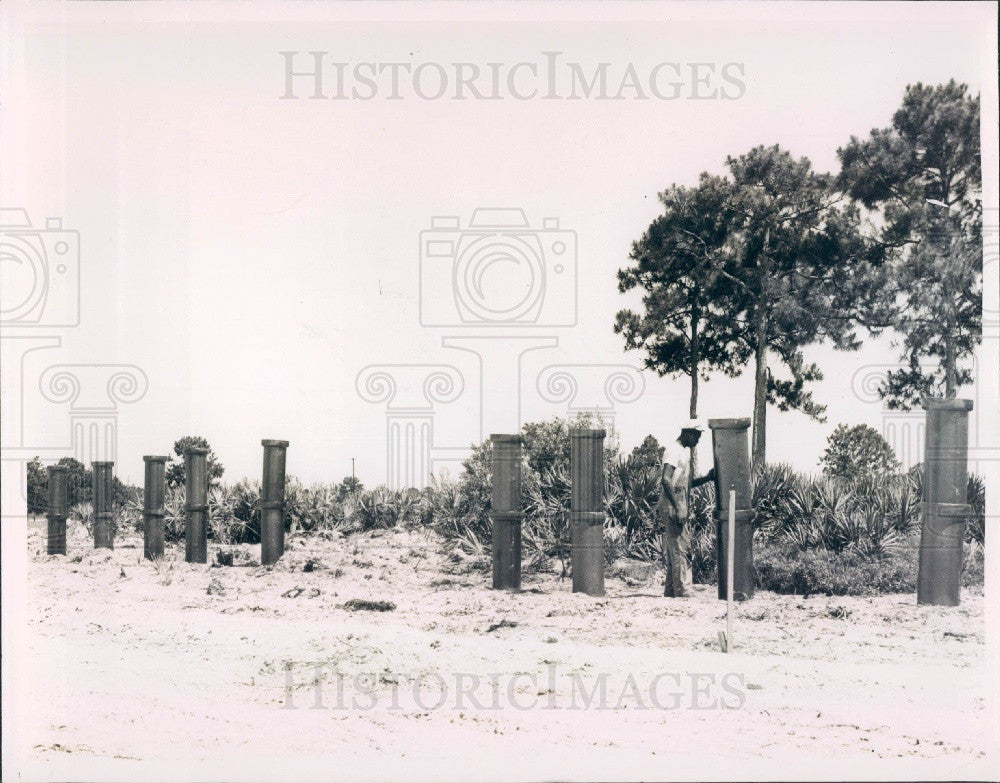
<box><xmin>12</xmin><ymin>521</ymin><xmax>992</xmax><ymax>781</ymax></box>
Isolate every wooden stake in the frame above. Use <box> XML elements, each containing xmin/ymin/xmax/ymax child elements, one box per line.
<box><xmin>725</xmin><ymin>489</ymin><xmax>735</xmax><ymax>652</ymax></box>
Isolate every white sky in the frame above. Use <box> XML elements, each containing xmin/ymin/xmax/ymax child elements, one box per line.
<box><xmin>2</xmin><ymin>1</ymin><xmax>997</xmax><ymax>486</ymax></box>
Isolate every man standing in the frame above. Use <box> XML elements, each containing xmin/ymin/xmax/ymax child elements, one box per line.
<box><xmin>656</xmin><ymin>420</ymin><xmax>715</xmax><ymax>597</ymax></box>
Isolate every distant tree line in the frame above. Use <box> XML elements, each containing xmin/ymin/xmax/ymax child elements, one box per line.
<box><xmin>25</xmin><ymin>435</ymin><xmax>227</xmax><ymax>515</ymax></box>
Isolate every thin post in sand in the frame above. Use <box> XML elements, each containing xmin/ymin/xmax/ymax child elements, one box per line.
<box><xmin>725</xmin><ymin>490</ymin><xmax>735</xmax><ymax>652</ymax></box>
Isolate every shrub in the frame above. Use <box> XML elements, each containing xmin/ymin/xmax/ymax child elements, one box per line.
<box><xmin>289</xmin><ymin>481</ymin><xmax>348</xmax><ymax>535</ymax></box>
<box><xmin>754</xmin><ymin>541</ymin><xmax>917</xmax><ymax>595</ymax></box>
<box><xmin>963</xmin><ymin>541</ymin><xmax>984</xmax><ymax>588</ymax></box>
<box><xmin>751</xmin><ymin>462</ymin><xmax>800</xmax><ymax>538</ymax></box>
<box><xmin>523</xmin><ymin>465</ymin><xmax>571</xmax><ymax>571</ymax></box>
<box><xmin>117</xmin><ymin>485</ymin><xmax>143</xmax><ymax>535</ymax></box>
<box><xmin>164</xmin><ymin>485</ymin><xmax>186</xmax><ymax>541</ymax></box>
<box><xmin>165</xmin><ymin>436</ymin><xmax>225</xmax><ymax>489</ymax></box>
<box><xmin>27</xmin><ymin>458</ymin><xmax>47</xmax><ymax>515</ymax></box>
<box><xmin>604</xmin><ymin>452</ymin><xmax>661</xmax><ymax>561</ymax></box>
<box><xmin>967</xmin><ymin>474</ymin><xmax>985</xmax><ymax>545</ymax></box>
<box><xmin>820</xmin><ymin>423</ymin><xmax>901</xmax><ymax>480</ymax></box>
<box><xmin>688</xmin><ymin>482</ymin><xmax>717</xmax><ymax>584</ymax></box>
<box><xmin>749</xmin><ymin>465</ymin><xmax>922</xmax><ymax>559</ymax></box>
<box><xmin>208</xmin><ymin>479</ymin><xmax>261</xmax><ymax>544</ymax></box>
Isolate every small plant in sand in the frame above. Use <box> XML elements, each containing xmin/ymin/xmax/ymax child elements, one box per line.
<box><xmin>68</xmin><ymin>501</ymin><xmax>94</xmax><ymax>535</ymax></box>
<box><xmin>163</xmin><ymin>485</ymin><xmax>186</xmax><ymax>541</ymax></box>
<box><xmin>150</xmin><ymin>556</ymin><xmax>173</xmax><ymax>587</ymax></box>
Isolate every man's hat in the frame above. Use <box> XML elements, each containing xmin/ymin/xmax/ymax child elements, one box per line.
<box><xmin>679</xmin><ymin>418</ymin><xmax>706</xmax><ymax>433</ymax></box>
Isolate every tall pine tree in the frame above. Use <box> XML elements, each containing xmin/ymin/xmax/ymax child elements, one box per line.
<box><xmin>838</xmin><ymin>80</ymin><xmax>982</xmax><ymax>406</ymax></box>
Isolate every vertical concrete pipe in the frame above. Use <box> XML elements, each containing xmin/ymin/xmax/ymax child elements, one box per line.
<box><xmin>46</xmin><ymin>465</ymin><xmax>69</xmax><ymax>555</ymax></box>
<box><xmin>708</xmin><ymin>418</ymin><xmax>754</xmax><ymax>600</ymax></box>
<box><xmin>143</xmin><ymin>456</ymin><xmax>168</xmax><ymax>560</ymax></box>
<box><xmin>185</xmin><ymin>447</ymin><xmax>209</xmax><ymax>563</ymax></box>
<box><xmin>92</xmin><ymin>461</ymin><xmax>115</xmax><ymax>549</ymax></box>
<box><xmin>491</xmin><ymin>434</ymin><xmax>523</xmax><ymax>590</ymax></box>
<box><xmin>570</xmin><ymin>428</ymin><xmax>606</xmax><ymax>597</ymax></box>
<box><xmin>261</xmin><ymin>439</ymin><xmax>290</xmax><ymax>566</ymax></box>
<box><xmin>918</xmin><ymin>397</ymin><xmax>974</xmax><ymax>607</ymax></box>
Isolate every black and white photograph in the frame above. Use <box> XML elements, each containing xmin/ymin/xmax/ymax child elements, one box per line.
<box><xmin>1</xmin><ymin>1</ymin><xmax>997</xmax><ymax>780</ymax></box>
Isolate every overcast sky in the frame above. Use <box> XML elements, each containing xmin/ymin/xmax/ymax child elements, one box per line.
<box><xmin>3</xmin><ymin>1</ymin><xmax>997</xmax><ymax>486</ymax></box>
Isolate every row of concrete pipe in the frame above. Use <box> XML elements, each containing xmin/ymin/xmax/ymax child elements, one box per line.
<box><xmin>495</xmin><ymin>398</ymin><xmax>974</xmax><ymax>607</ymax></box>
<box><xmin>493</xmin><ymin>421</ymin><xmax>757</xmax><ymax>600</ymax></box>
<box><xmin>42</xmin><ymin>399</ymin><xmax>973</xmax><ymax>607</ymax></box>
<box><xmin>44</xmin><ymin>440</ymin><xmax>290</xmax><ymax>566</ymax></box>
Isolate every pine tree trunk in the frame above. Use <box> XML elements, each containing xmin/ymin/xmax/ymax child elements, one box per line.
<box><xmin>751</xmin><ymin>307</ymin><xmax>768</xmax><ymax>470</ymax></box>
<box><xmin>944</xmin><ymin>331</ymin><xmax>957</xmax><ymax>398</ymax></box>
<box><xmin>689</xmin><ymin>314</ymin><xmax>699</xmax><ymax>476</ymax></box>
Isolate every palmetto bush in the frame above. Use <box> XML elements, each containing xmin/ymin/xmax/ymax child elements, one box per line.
<box><xmin>348</xmin><ymin>486</ymin><xmax>422</xmax><ymax>531</ymax></box>
<box><xmin>523</xmin><ymin>465</ymin><xmax>572</xmax><ymax>572</ymax></box>
<box><xmin>604</xmin><ymin>454</ymin><xmax>661</xmax><ymax>561</ymax></box>
<box><xmin>967</xmin><ymin>473</ymin><xmax>985</xmax><ymax>547</ymax></box>
<box><xmin>163</xmin><ymin>484</ymin><xmax>186</xmax><ymax>541</ymax></box>
<box><xmin>117</xmin><ymin>485</ymin><xmax>144</xmax><ymax>535</ymax></box>
<box><xmin>750</xmin><ymin>462</ymin><xmax>800</xmax><ymax>538</ymax></box>
<box><xmin>160</xmin><ymin>478</ymin><xmax>354</xmax><ymax>544</ymax></box>
<box><xmin>688</xmin><ymin>482</ymin><xmax>717</xmax><ymax>583</ymax></box>
<box><xmin>418</xmin><ymin>452</ymin><xmax>971</xmax><ymax>589</ymax></box>
<box><xmin>206</xmin><ymin>479</ymin><xmax>261</xmax><ymax>544</ymax></box>
<box><xmin>291</xmin><ymin>481</ymin><xmax>348</xmax><ymax>535</ymax></box>
<box><xmin>68</xmin><ymin>486</ymin><xmax>144</xmax><ymax>542</ymax></box>
<box><xmin>750</xmin><ymin>464</ymin><xmax>922</xmax><ymax>559</ymax></box>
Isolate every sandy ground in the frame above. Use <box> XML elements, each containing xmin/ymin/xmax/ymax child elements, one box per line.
<box><xmin>8</xmin><ymin>520</ymin><xmax>996</xmax><ymax>781</ymax></box>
